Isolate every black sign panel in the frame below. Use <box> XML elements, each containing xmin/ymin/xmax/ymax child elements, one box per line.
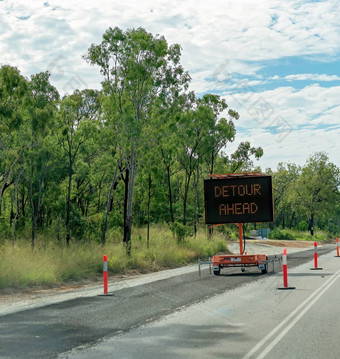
<box><xmin>204</xmin><ymin>176</ymin><xmax>274</xmax><ymax>224</ymax></box>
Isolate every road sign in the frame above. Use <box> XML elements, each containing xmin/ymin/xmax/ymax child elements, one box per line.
<box><xmin>204</xmin><ymin>175</ymin><xmax>274</xmax><ymax>224</ymax></box>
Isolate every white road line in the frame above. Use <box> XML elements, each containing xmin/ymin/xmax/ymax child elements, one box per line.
<box><xmin>242</xmin><ymin>267</ymin><xmax>340</xmax><ymax>359</ymax></box>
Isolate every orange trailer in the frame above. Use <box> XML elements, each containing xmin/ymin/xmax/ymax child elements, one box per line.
<box><xmin>212</xmin><ymin>253</ymin><xmax>268</xmax><ymax>275</ymax></box>
<box><xmin>212</xmin><ymin>222</ymin><xmax>268</xmax><ymax>275</ymax></box>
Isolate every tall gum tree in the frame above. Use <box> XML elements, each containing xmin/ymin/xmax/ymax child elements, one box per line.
<box><xmin>84</xmin><ymin>27</ymin><xmax>190</xmax><ymax>251</ymax></box>
<box><xmin>268</xmin><ymin>162</ymin><xmax>300</xmax><ymax>229</ymax></box>
<box><xmin>176</xmin><ymin>93</ymin><xmax>239</xmax><ymax>227</ymax></box>
<box><xmin>16</xmin><ymin>71</ymin><xmax>59</xmax><ymax>248</ymax></box>
<box><xmin>56</xmin><ymin>89</ymin><xmax>100</xmax><ymax>246</ymax></box>
<box><xmin>288</xmin><ymin>152</ymin><xmax>340</xmax><ymax>235</ymax></box>
<box><xmin>0</xmin><ymin>65</ymin><xmax>29</xmax><ymax>213</ymax></box>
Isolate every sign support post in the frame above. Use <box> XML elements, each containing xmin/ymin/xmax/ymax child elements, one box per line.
<box><xmin>238</xmin><ymin>223</ymin><xmax>243</xmax><ymax>254</ymax></box>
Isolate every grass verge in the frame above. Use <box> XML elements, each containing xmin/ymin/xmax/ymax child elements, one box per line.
<box><xmin>0</xmin><ymin>224</ymin><xmax>227</xmax><ymax>289</ymax></box>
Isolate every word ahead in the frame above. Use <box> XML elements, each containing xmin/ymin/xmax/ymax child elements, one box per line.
<box><xmin>204</xmin><ymin>176</ymin><xmax>273</xmax><ymax>224</ymax></box>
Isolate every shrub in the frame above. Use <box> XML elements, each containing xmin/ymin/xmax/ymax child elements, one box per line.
<box><xmin>268</xmin><ymin>228</ymin><xmax>295</xmax><ymax>240</ymax></box>
<box><xmin>298</xmin><ymin>220</ymin><xmax>309</xmax><ymax>231</ymax></box>
<box><xmin>169</xmin><ymin>222</ymin><xmax>191</xmax><ymax>242</ymax></box>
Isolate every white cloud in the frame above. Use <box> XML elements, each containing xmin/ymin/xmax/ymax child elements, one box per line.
<box><xmin>285</xmin><ymin>73</ymin><xmax>340</xmax><ymax>81</ymax></box>
<box><xmin>2</xmin><ymin>0</ymin><xmax>340</xmax><ymax>86</ymax></box>
<box><xmin>1</xmin><ymin>0</ymin><xmax>339</xmax><ymax>170</ymax></box>
<box><xmin>226</xmin><ymin>122</ymin><xmax>340</xmax><ymax>172</ymax></box>
<box><xmin>222</xmin><ymin>83</ymin><xmax>340</xmax><ymax>170</ymax></box>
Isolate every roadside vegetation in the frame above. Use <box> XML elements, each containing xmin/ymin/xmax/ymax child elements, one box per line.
<box><xmin>267</xmin><ymin>228</ymin><xmax>330</xmax><ymax>241</ymax></box>
<box><xmin>0</xmin><ymin>225</ymin><xmax>227</xmax><ymax>289</ymax></box>
<box><xmin>1</xmin><ymin>26</ymin><xmax>339</xmax><ymax>290</ymax></box>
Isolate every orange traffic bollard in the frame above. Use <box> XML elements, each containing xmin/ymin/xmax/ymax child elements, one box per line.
<box><xmin>277</xmin><ymin>248</ymin><xmax>295</xmax><ymax>290</ymax></box>
<box><xmin>311</xmin><ymin>242</ymin><xmax>322</xmax><ymax>270</ymax></box>
<box><xmin>103</xmin><ymin>255</ymin><xmax>108</xmax><ymax>295</ymax></box>
<box><xmin>283</xmin><ymin>248</ymin><xmax>288</xmax><ymax>287</ymax></box>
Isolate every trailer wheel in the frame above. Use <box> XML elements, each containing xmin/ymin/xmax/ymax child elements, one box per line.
<box><xmin>261</xmin><ymin>266</ymin><xmax>267</xmax><ymax>274</ymax></box>
<box><xmin>213</xmin><ymin>266</ymin><xmax>221</xmax><ymax>275</ymax></box>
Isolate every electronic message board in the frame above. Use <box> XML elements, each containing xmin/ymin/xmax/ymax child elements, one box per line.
<box><xmin>204</xmin><ymin>175</ymin><xmax>274</xmax><ymax>224</ymax></box>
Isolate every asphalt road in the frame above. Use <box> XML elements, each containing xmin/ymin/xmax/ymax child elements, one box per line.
<box><xmin>0</xmin><ymin>245</ymin><xmax>334</xmax><ymax>359</ymax></box>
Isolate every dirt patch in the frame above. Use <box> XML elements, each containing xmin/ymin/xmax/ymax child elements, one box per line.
<box><xmin>256</xmin><ymin>239</ymin><xmax>336</xmax><ymax>248</ymax></box>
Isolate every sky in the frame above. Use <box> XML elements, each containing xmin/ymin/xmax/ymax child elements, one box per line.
<box><xmin>1</xmin><ymin>0</ymin><xmax>339</xmax><ymax>171</ymax></box>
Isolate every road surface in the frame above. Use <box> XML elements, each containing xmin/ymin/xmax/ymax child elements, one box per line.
<box><xmin>0</xmin><ymin>244</ymin><xmax>337</xmax><ymax>359</ymax></box>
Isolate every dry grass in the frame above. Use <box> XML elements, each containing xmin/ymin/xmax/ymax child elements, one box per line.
<box><xmin>0</xmin><ymin>224</ymin><xmax>228</xmax><ymax>289</ymax></box>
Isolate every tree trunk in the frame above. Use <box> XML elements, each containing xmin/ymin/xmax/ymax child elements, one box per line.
<box><xmin>123</xmin><ymin>168</ymin><xmax>129</xmax><ymax>244</ymax></box>
<box><xmin>309</xmin><ymin>213</ymin><xmax>314</xmax><ymax>236</ymax></box>
<box><xmin>210</xmin><ymin>150</ymin><xmax>215</xmax><ymax>175</ymax></box>
<box><xmin>101</xmin><ymin>168</ymin><xmax>119</xmax><ymax>245</ymax></box>
<box><xmin>30</xmin><ymin>167</ymin><xmax>45</xmax><ymax>249</ymax></box>
<box><xmin>124</xmin><ymin>148</ymin><xmax>137</xmax><ymax>255</ymax></box>
<box><xmin>30</xmin><ymin>164</ymin><xmax>36</xmax><ymax>249</ymax></box>
<box><xmin>194</xmin><ymin>161</ymin><xmax>199</xmax><ymax>237</ymax></box>
<box><xmin>207</xmin><ymin>153</ymin><xmax>216</xmax><ymax>237</ymax></box>
<box><xmin>147</xmin><ymin>174</ymin><xmax>152</xmax><ymax>249</ymax></box>
<box><xmin>11</xmin><ymin>179</ymin><xmax>20</xmax><ymax>247</ymax></box>
<box><xmin>161</xmin><ymin>148</ymin><xmax>174</xmax><ymax>224</ymax></box>
<box><xmin>66</xmin><ymin>168</ymin><xmax>72</xmax><ymax>246</ymax></box>
<box><xmin>10</xmin><ymin>194</ymin><xmax>14</xmax><ymax>228</ymax></box>
<box><xmin>166</xmin><ymin>164</ymin><xmax>175</xmax><ymax>223</ymax></box>
<box><xmin>21</xmin><ymin>184</ymin><xmax>26</xmax><ymax>223</ymax></box>
<box><xmin>289</xmin><ymin>212</ymin><xmax>295</xmax><ymax>229</ymax></box>
<box><xmin>183</xmin><ymin>171</ymin><xmax>191</xmax><ymax>226</ymax></box>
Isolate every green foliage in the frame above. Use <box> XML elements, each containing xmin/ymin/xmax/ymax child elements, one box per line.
<box><xmin>84</xmin><ymin>213</ymin><xmax>104</xmax><ymax>242</ymax></box>
<box><xmin>268</xmin><ymin>228</ymin><xmax>295</xmax><ymax>240</ymax></box>
<box><xmin>213</xmin><ymin>224</ymin><xmax>239</xmax><ymax>240</ymax></box>
<box><xmin>267</xmin><ymin>228</ymin><xmax>330</xmax><ymax>241</ymax></box>
<box><xmin>169</xmin><ymin>221</ymin><xmax>191</xmax><ymax>242</ymax></box>
<box><xmin>267</xmin><ymin>154</ymin><xmax>340</xmax><ymax>235</ymax></box>
<box><xmin>1</xmin><ymin>27</ymin><xmax>339</xmax><ymax>253</ymax></box>
<box><xmin>298</xmin><ymin>220</ymin><xmax>309</xmax><ymax>231</ymax></box>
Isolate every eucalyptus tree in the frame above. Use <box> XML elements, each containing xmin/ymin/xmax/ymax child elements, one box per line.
<box><xmin>96</xmin><ymin>97</ymin><xmax>127</xmax><ymax>245</ymax></box>
<box><xmin>24</xmin><ymin>71</ymin><xmax>59</xmax><ymax>248</ymax></box>
<box><xmin>155</xmin><ymin>92</ymin><xmax>193</xmax><ymax>224</ymax></box>
<box><xmin>177</xmin><ymin>102</ymin><xmax>208</xmax><ymax>226</ymax></box>
<box><xmin>198</xmin><ymin>94</ymin><xmax>238</xmax><ymax>175</ymax></box>
<box><xmin>228</xmin><ymin>141</ymin><xmax>263</xmax><ymax>173</ymax></box>
<box><xmin>176</xmin><ymin>93</ymin><xmax>239</xmax><ymax>228</ymax></box>
<box><xmin>0</xmin><ymin>65</ymin><xmax>28</xmax><ymax>213</ymax></box>
<box><xmin>56</xmin><ymin>89</ymin><xmax>101</xmax><ymax>245</ymax></box>
<box><xmin>269</xmin><ymin>162</ymin><xmax>300</xmax><ymax>229</ymax></box>
<box><xmin>194</xmin><ymin>94</ymin><xmax>238</xmax><ymax>234</ymax></box>
<box><xmin>84</xmin><ymin>26</ymin><xmax>190</xmax><ymax>250</ymax></box>
<box><xmin>0</xmin><ymin>65</ymin><xmax>27</xmax><ymax>149</ymax></box>
<box><xmin>288</xmin><ymin>152</ymin><xmax>340</xmax><ymax>235</ymax></box>
<box><xmin>133</xmin><ymin>158</ymin><xmax>160</xmax><ymax>248</ymax></box>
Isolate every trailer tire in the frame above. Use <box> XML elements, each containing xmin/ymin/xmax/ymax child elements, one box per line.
<box><xmin>261</xmin><ymin>266</ymin><xmax>267</xmax><ymax>274</ymax></box>
<box><xmin>213</xmin><ymin>266</ymin><xmax>221</xmax><ymax>275</ymax></box>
